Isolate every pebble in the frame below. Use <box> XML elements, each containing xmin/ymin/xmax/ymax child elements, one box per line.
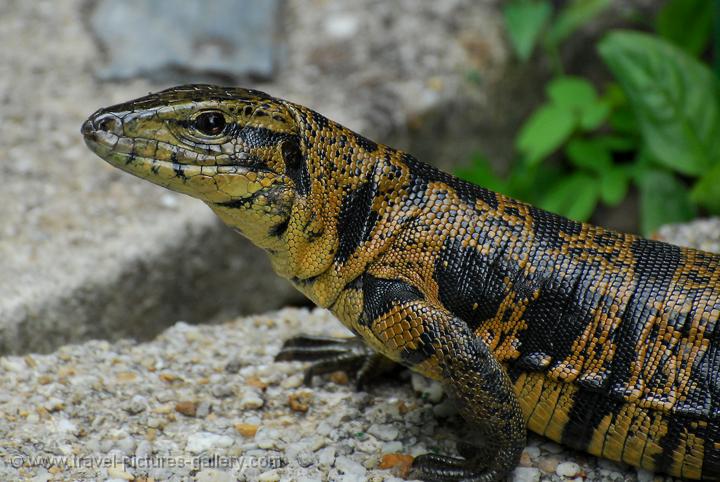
<box><xmin>238</xmin><ymin>389</ymin><xmax>264</xmax><ymax>409</ymax></box>
<box><xmin>513</xmin><ymin>467</ymin><xmax>541</xmax><ymax>482</ymax></box>
<box><xmin>335</xmin><ymin>455</ymin><xmax>367</xmax><ymax>477</ymax></box>
<box><xmin>125</xmin><ymin>395</ymin><xmax>147</xmax><ymax>414</ymax></box>
<box><xmin>318</xmin><ymin>446</ymin><xmax>337</xmax><ymax>468</ymax></box>
<box><xmin>410</xmin><ymin>374</ymin><xmax>444</xmax><ymax>403</ymax></box>
<box><xmin>106</xmin><ymin>467</ymin><xmax>133</xmax><ymax>480</ymax></box>
<box><xmin>556</xmin><ymin>461</ymin><xmax>581</xmax><ymax>477</ymax></box>
<box><xmin>538</xmin><ymin>456</ymin><xmax>560</xmax><ymax>474</ymax></box>
<box><xmin>381</xmin><ymin>441</ymin><xmax>403</xmax><ymax>454</ymax></box>
<box><xmin>185</xmin><ymin>432</ymin><xmax>234</xmax><ymax>453</ymax></box>
<box><xmin>368</xmin><ymin>424</ymin><xmax>399</xmax><ymax>441</ymax></box>
<box><xmin>195</xmin><ymin>469</ymin><xmax>236</xmax><ymax>482</ymax></box>
<box><xmin>257</xmin><ymin>470</ymin><xmax>281</xmax><ymax>481</ymax></box>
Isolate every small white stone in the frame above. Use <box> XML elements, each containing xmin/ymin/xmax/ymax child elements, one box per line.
<box><xmin>196</xmin><ymin>400</ymin><xmax>211</xmax><ymax>418</ymax></box>
<box><xmin>106</xmin><ymin>466</ymin><xmax>134</xmax><ymax>480</ymax></box>
<box><xmin>318</xmin><ymin>446</ymin><xmax>336</xmax><ymax>468</ymax></box>
<box><xmin>381</xmin><ymin>441</ymin><xmax>403</xmax><ymax>453</ymax></box>
<box><xmin>238</xmin><ymin>389</ymin><xmax>264</xmax><ymax>409</ymax></box>
<box><xmin>256</xmin><ymin>469</ymin><xmax>280</xmax><ymax>481</ymax></box>
<box><xmin>513</xmin><ymin>467</ymin><xmax>541</xmax><ymax>482</ymax></box>
<box><xmin>367</xmin><ymin>423</ymin><xmax>399</xmax><ymax>441</ymax></box>
<box><xmin>280</xmin><ymin>374</ymin><xmax>303</xmax><ymax>389</ymax></box>
<box><xmin>135</xmin><ymin>440</ymin><xmax>152</xmax><ymax>460</ymax></box>
<box><xmin>556</xmin><ymin>461</ymin><xmax>581</xmax><ymax>478</ymax></box>
<box><xmin>126</xmin><ymin>395</ymin><xmax>147</xmax><ymax>414</ymax></box>
<box><xmin>185</xmin><ymin>432</ymin><xmax>234</xmax><ymax>454</ymax></box>
<box><xmin>1</xmin><ymin>358</ymin><xmax>24</xmax><ymax>371</ymax></box>
<box><xmin>55</xmin><ymin>418</ymin><xmax>76</xmax><ymax>433</ymax></box>
<box><xmin>335</xmin><ymin>455</ymin><xmax>367</xmax><ymax>476</ymax></box>
<box><xmin>410</xmin><ymin>373</ymin><xmax>444</xmax><ymax>403</ymax></box>
<box><xmin>195</xmin><ymin>469</ymin><xmax>237</xmax><ymax>482</ymax></box>
<box><xmin>523</xmin><ymin>445</ymin><xmax>541</xmax><ymax>460</ymax></box>
<box><xmin>324</xmin><ymin>15</ymin><xmax>360</xmax><ymax>39</ymax></box>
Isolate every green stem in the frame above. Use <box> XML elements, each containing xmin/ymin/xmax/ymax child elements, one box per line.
<box><xmin>715</xmin><ymin>0</ymin><xmax>720</xmax><ymax>76</ymax></box>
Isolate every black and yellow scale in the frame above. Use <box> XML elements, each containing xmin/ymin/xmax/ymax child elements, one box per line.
<box><xmin>82</xmin><ymin>85</ymin><xmax>720</xmax><ymax>481</ymax></box>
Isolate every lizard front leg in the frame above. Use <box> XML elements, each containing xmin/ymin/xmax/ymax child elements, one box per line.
<box><xmin>275</xmin><ymin>334</ymin><xmax>400</xmax><ymax>389</ymax></box>
<box><xmin>348</xmin><ymin>274</ymin><xmax>526</xmax><ymax>482</ymax></box>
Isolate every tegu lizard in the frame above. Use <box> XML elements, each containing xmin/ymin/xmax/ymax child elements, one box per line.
<box><xmin>82</xmin><ymin>84</ymin><xmax>720</xmax><ymax>481</ymax></box>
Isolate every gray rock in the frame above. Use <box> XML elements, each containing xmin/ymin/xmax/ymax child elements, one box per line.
<box><xmin>367</xmin><ymin>423</ymin><xmax>399</xmax><ymax>442</ymax></box>
<box><xmin>335</xmin><ymin>455</ymin><xmax>367</xmax><ymax>477</ymax></box>
<box><xmin>513</xmin><ymin>467</ymin><xmax>541</xmax><ymax>482</ymax></box>
<box><xmin>89</xmin><ymin>0</ymin><xmax>280</xmax><ymax>80</ymax></box>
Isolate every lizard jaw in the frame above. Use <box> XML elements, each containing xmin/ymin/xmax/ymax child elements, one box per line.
<box><xmin>81</xmin><ymin>114</ymin><xmax>276</xmax><ymax>204</ymax></box>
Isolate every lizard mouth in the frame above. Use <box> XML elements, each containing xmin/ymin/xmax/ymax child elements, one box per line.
<box><xmin>81</xmin><ymin>113</ymin><xmax>276</xmax><ymax>204</ymax></box>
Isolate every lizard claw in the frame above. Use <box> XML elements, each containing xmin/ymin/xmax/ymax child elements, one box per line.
<box><xmin>275</xmin><ymin>334</ymin><xmax>399</xmax><ymax>389</ymax></box>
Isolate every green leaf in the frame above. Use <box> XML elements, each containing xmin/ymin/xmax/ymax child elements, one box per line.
<box><xmin>540</xmin><ymin>173</ymin><xmax>599</xmax><ymax>221</ymax></box>
<box><xmin>516</xmin><ymin>104</ymin><xmax>575</xmax><ymax>165</ymax></box>
<box><xmin>456</xmin><ymin>153</ymin><xmax>506</xmax><ymax>193</ymax></box>
<box><xmin>656</xmin><ymin>0</ymin><xmax>712</xmax><ymax>57</ymax></box>
<box><xmin>546</xmin><ymin>77</ymin><xmax>609</xmax><ymax>130</ymax></box>
<box><xmin>579</xmin><ymin>101</ymin><xmax>610</xmax><ymax>130</ymax></box>
<box><xmin>636</xmin><ymin>169</ymin><xmax>696</xmax><ymax>235</ymax></box>
<box><xmin>503</xmin><ymin>0</ymin><xmax>553</xmax><ymax>61</ymax></box>
<box><xmin>545</xmin><ymin>0</ymin><xmax>611</xmax><ymax>48</ymax></box>
<box><xmin>547</xmin><ymin>76</ymin><xmax>597</xmax><ymax>108</ymax></box>
<box><xmin>691</xmin><ymin>162</ymin><xmax>720</xmax><ymax>213</ymax></box>
<box><xmin>600</xmin><ymin>167</ymin><xmax>629</xmax><ymax>206</ymax></box>
<box><xmin>599</xmin><ymin>31</ymin><xmax>720</xmax><ymax>176</ymax></box>
<box><xmin>565</xmin><ymin>138</ymin><xmax>612</xmax><ymax>172</ymax></box>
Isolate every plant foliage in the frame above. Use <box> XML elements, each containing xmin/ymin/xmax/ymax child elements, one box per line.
<box><xmin>459</xmin><ymin>0</ymin><xmax>720</xmax><ymax>235</ymax></box>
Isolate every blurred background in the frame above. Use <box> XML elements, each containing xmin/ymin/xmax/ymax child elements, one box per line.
<box><xmin>1</xmin><ymin>0</ymin><xmax>716</xmax><ymax>355</ymax></box>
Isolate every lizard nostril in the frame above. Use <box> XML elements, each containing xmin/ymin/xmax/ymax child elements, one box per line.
<box><xmin>94</xmin><ymin>113</ymin><xmax>123</xmax><ymax>135</ymax></box>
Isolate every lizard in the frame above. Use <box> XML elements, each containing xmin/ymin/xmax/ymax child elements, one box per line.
<box><xmin>81</xmin><ymin>84</ymin><xmax>720</xmax><ymax>481</ymax></box>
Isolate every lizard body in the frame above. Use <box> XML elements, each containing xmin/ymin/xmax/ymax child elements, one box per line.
<box><xmin>82</xmin><ymin>85</ymin><xmax>720</xmax><ymax>481</ymax></box>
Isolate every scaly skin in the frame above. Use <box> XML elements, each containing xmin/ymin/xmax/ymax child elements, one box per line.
<box><xmin>82</xmin><ymin>85</ymin><xmax>720</xmax><ymax>481</ymax></box>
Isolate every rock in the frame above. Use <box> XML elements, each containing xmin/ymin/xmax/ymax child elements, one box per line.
<box><xmin>318</xmin><ymin>446</ymin><xmax>336</xmax><ymax>468</ymax></box>
<box><xmin>556</xmin><ymin>461</ymin><xmax>581</xmax><ymax>478</ymax></box>
<box><xmin>257</xmin><ymin>470</ymin><xmax>281</xmax><ymax>482</ymax></box>
<box><xmin>106</xmin><ymin>466</ymin><xmax>133</xmax><ymax>480</ymax></box>
<box><xmin>185</xmin><ymin>432</ymin><xmax>234</xmax><ymax>454</ymax></box>
<box><xmin>89</xmin><ymin>0</ymin><xmax>280</xmax><ymax>80</ymax></box>
<box><xmin>125</xmin><ymin>395</ymin><xmax>147</xmax><ymax>414</ymax></box>
<box><xmin>513</xmin><ymin>467</ymin><xmax>541</xmax><ymax>482</ymax></box>
<box><xmin>288</xmin><ymin>391</ymin><xmax>313</xmax><ymax>412</ymax></box>
<box><xmin>195</xmin><ymin>469</ymin><xmax>236</xmax><ymax>482</ymax></box>
<box><xmin>410</xmin><ymin>374</ymin><xmax>444</xmax><ymax>403</ymax></box>
<box><xmin>538</xmin><ymin>456</ymin><xmax>560</xmax><ymax>474</ymax></box>
<box><xmin>174</xmin><ymin>400</ymin><xmax>198</xmax><ymax>417</ymax></box>
<box><xmin>234</xmin><ymin>423</ymin><xmax>259</xmax><ymax>437</ymax></box>
<box><xmin>381</xmin><ymin>441</ymin><xmax>403</xmax><ymax>454</ymax></box>
<box><xmin>238</xmin><ymin>389</ymin><xmax>264</xmax><ymax>410</ymax></box>
<box><xmin>335</xmin><ymin>456</ymin><xmax>367</xmax><ymax>477</ymax></box>
<box><xmin>368</xmin><ymin>424</ymin><xmax>399</xmax><ymax>441</ymax></box>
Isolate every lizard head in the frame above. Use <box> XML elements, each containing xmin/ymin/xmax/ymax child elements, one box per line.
<box><xmin>82</xmin><ymin>84</ymin><xmax>308</xmax><ymax>248</ymax></box>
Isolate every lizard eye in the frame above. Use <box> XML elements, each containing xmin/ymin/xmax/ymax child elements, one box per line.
<box><xmin>193</xmin><ymin>111</ymin><xmax>227</xmax><ymax>136</ymax></box>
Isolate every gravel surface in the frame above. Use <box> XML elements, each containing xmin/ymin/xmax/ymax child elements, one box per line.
<box><xmin>5</xmin><ymin>218</ymin><xmax>720</xmax><ymax>482</ymax></box>
<box><xmin>0</xmin><ymin>306</ymin><xmax>672</xmax><ymax>482</ymax></box>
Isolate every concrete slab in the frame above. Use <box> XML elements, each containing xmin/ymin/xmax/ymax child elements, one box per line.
<box><xmin>0</xmin><ymin>0</ymin><xmax>514</xmax><ymax>354</ymax></box>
